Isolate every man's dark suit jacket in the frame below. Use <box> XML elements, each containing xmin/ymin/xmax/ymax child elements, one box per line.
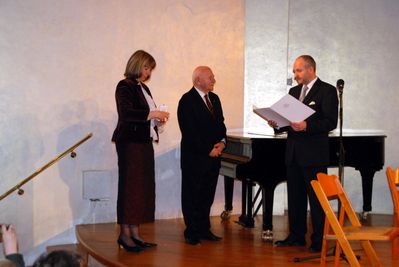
<box><xmin>112</xmin><ymin>79</ymin><xmax>153</xmax><ymax>143</ymax></box>
<box><xmin>178</xmin><ymin>87</ymin><xmax>227</xmax><ymax>170</ymax></box>
<box><xmin>279</xmin><ymin>78</ymin><xmax>338</xmax><ymax>167</ymax></box>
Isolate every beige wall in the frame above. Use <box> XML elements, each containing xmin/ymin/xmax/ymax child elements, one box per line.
<box><xmin>0</xmin><ymin>0</ymin><xmax>244</xmax><ymax>262</ymax></box>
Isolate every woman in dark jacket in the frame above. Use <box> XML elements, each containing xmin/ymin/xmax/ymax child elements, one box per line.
<box><xmin>112</xmin><ymin>50</ymin><xmax>169</xmax><ymax>252</ymax></box>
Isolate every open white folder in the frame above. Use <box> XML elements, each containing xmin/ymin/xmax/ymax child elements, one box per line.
<box><xmin>253</xmin><ymin>94</ymin><xmax>315</xmax><ymax>128</ymax></box>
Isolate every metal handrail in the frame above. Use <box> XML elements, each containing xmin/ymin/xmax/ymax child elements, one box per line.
<box><xmin>0</xmin><ymin>133</ymin><xmax>93</xmax><ymax>201</ymax></box>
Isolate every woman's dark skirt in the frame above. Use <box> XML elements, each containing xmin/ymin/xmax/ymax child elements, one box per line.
<box><xmin>115</xmin><ymin>142</ymin><xmax>155</xmax><ymax>225</ymax></box>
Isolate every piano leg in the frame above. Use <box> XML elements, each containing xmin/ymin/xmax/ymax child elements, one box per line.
<box><xmin>261</xmin><ymin>185</ymin><xmax>274</xmax><ymax>231</ymax></box>
<box><xmin>359</xmin><ymin>168</ymin><xmax>376</xmax><ymax>218</ymax></box>
<box><xmin>238</xmin><ymin>178</ymin><xmax>255</xmax><ymax>228</ymax></box>
<box><xmin>221</xmin><ymin>176</ymin><xmax>234</xmax><ymax>220</ymax></box>
<box><xmin>260</xmin><ymin>182</ymin><xmax>280</xmax><ymax>242</ymax></box>
<box><xmin>224</xmin><ymin>176</ymin><xmax>234</xmax><ymax>211</ymax></box>
<box><xmin>221</xmin><ymin>175</ymin><xmax>255</xmax><ymax>227</ymax></box>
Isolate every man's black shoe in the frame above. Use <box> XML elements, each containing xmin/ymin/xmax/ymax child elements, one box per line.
<box><xmin>185</xmin><ymin>236</ymin><xmax>201</xmax><ymax>245</ymax></box>
<box><xmin>274</xmin><ymin>237</ymin><xmax>306</xmax><ymax>247</ymax></box>
<box><xmin>200</xmin><ymin>231</ymin><xmax>222</xmax><ymax>241</ymax></box>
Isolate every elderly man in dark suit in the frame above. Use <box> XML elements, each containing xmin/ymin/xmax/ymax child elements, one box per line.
<box><xmin>269</xmin><ymin>55</ymin><xmax>338</xmax><ymax>252</ymax></box>
<box><xmin>177</xmin><ymin>66</ymin><xmax>227</xmax><ymax>245</ymax></box>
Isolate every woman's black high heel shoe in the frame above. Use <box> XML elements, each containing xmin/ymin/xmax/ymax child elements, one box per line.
<box><xmin>131</xmin><ymin>237</ymin><xmax>157</xmax><ymax>248</ymax></box>
<box><xmin>117</xmin><ymin>238</ymin><xmax>143</xmax><ymax>252</ymax></box>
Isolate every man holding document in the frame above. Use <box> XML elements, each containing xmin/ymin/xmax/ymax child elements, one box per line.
<box><xmin>268</xmin><ymin>55</ymin><xmax>338</xmax><ymax>252</ymax></box>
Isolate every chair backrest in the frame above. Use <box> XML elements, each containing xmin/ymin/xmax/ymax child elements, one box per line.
<box><xmin>312</xmin><ymin>173</ymin><xmax>362</xmax><ymax>229</ymax></box>
<box><xmin>311</xmin><ymin>173</ymin><xmax>365</xmax><ymax>266</ymax></box>
<box><xmin>386</xmin><ymin>167</ymin><xmax>399</xmax><ymax>226</ymax></box>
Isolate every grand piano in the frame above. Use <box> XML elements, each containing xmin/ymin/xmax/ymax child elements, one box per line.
<box><xmin>220</xmin><ymin>128</ymin><xmax>386</xmax><ymax>240</ymax></box>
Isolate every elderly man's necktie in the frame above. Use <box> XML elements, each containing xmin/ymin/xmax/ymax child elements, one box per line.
<box><xmin>204</xmin><ymin>94</ymin><xmax>215</xmax><ymax>118</ymax></box>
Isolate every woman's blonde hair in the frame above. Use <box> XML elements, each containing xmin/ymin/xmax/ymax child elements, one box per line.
<box><xmin>124</xmin><ymin>50</ymin><xmax>156</xmax><ymax>81</ymax></box>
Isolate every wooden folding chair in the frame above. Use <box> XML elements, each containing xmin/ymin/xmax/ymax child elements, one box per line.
<box><xmin>311</xmin><ymin>173</ymin><xmax>399</xmax><ymax>267</ymax></box>
<box><xmin>386</xmin><ymin>167</ymin><xmax>399</xmax><ymax>227</ymax></box>
<box><xmin>386</xmin><ymin>167</ymin><xmax>399</xmax><ymax>259</ymax></box>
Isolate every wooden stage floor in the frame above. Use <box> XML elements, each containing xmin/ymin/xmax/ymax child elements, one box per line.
<box><xmin>76</xmin><ymin>214</ymin><xmax>398</xmax><ymax>266</ymax></box>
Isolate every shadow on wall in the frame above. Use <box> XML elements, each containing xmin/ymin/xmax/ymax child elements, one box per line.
<box><xmin>56</xmin><ymin>99</ymin><xmax>117</xmax><ymax>226</ymax></box>
<box><xmin>0</xmin><ymin>114</ymin><xmax>44</xmax><ymax>253</ymax></box>
<box><xmin>154</xmin><ymin>146</ymin><xmax>182</xmax><ymax>219</ymax></box>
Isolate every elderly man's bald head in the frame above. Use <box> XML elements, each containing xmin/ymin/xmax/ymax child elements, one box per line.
<box><xmin>192</xmin><ymin>66</ymin><xmax>216</xmax><ymax>93</ymax></box>
<box><xmin>192</xmin><ymin>66</ymin><xmax>211</xmax><ymax>83</ymax></box>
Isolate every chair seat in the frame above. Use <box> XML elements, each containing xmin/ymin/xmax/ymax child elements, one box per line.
<box><xmin>326</xmin><ymin>226</ymin><xmax>399</xmax><ymax>241</ymax></box>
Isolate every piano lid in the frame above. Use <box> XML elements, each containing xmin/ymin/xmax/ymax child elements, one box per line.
<box><xmin>226</xmin><ymin>127</ymin><xmax>386</xmax><ymax>139</ymax></box>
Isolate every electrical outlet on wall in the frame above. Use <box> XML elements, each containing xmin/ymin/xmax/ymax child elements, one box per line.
<box><xmin>84</xmin><ymin>198</ymin><xmax>116</xmax><ymax>224</ymax></box>
<box><xmin>82</xmin><ymin>170</ymin><xmax>116</xmax><ymax>223</ymax></box>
